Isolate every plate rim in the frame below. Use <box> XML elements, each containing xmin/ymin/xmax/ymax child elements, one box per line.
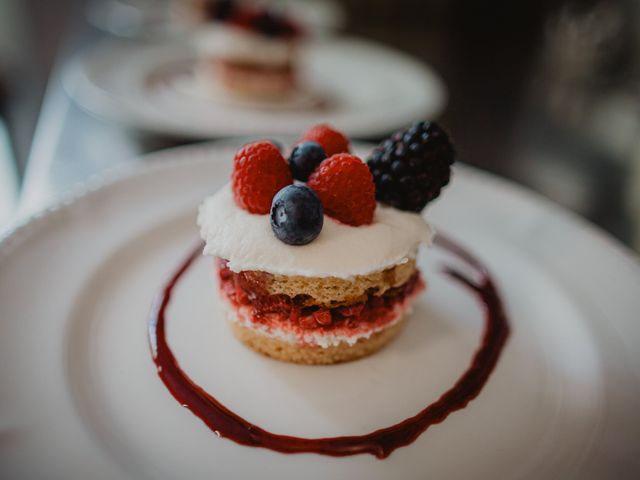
<box><xmin>61</xmin><ymin>36</ymin><xmax>448</xmax><ymax>139</ymax></box>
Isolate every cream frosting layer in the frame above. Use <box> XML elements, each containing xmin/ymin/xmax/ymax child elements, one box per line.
<box><xmin>197</xmin><ymin>184</ymin><xmax>434</xmax><ymax>278</ymax></box>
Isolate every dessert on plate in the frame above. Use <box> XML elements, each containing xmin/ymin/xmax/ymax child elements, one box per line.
<box><xmin>189</xmin><ymin>0</ymin><xmax>303</xmax><ymax>100</ymax></box>
<box><xmin>198</xmin><ymin>123</ymin><xmax>455</xmax><ymax>364</ymax></box>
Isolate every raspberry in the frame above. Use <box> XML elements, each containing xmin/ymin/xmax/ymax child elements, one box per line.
<box><xmin>337</xmin><ymin>303</ymin><xmax>365</xmax><ymax>318</ymax></box>
<box><xmin>307</xmin><ymin>153</ymin><xmax>376</xmax><ymax>226</ymax></box>
<box><xmin>299</xmin><ymin>314</ymin><xmax>317</xmax><ymax>329</ymax></box>
<box><xmin>232</xmin><ymin>141</ymin><xmax>292</xmax><ymax>214</ymax></box>
<box><xmin>299</xmin><ymin>309</ymin><xmax>332</xmax><ymax>329</ymax></box>
<box><xmin>313</xmin><ymin>310</ymin><xmax>332</xmax><ymax>326</ymax></box>
<box><xmin>300</xmin><ymin>124</ymin><xmax>350</xmax><ymax>157</ymax></box>
<box><xmin>367</xmin><ymin>121</ymin><xmax>455</xmax><ymax>212</ymax></box>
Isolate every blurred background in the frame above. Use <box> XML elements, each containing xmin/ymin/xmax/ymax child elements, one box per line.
<box><xmin>0</xmin><ymin>0</ymin><xmax>639</xmax><ymax>250</ymax></box>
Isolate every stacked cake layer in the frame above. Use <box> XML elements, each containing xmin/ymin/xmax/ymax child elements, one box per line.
<box><xmin>216</xmin><ymin>257</ymin><xmax>425</xmax><ymax>363</ymax></box>
<box><xmin>197</xmin><ymin>122</ymin><xmax>455</xmax><ymax>364</ymax></box>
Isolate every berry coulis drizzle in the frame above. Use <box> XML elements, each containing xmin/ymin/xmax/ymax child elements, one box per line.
<box><xmin>148</xmin><ymin>234</ymin><xmax>510</xmax><ymax>459</ymax></box>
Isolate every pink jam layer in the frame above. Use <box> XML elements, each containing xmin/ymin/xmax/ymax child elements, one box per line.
<box><xmin>216</xmin><ymin>260</ymin><xmax>426</xmax><ymax>344</ymax></box>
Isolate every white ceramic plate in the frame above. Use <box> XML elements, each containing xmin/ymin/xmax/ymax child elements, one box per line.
<box><xmin>62</xmin><ymin>38</ymin><xmax>447</xmax><ymax>138</ymax></box>
<box><xmin>1</xmin><ymin>143</ymin><xmax>639</xmax><ymax>479</ymax></box>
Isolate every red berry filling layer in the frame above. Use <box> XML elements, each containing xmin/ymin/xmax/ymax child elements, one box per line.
<box><xmin>216</xmin><ymin>259</ymin><xmax>425</xmax><ymax>344</ymax></box>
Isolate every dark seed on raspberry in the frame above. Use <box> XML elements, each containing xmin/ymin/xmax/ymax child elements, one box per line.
<box><xmin>366</xmin><ymin>121</ymin><xmax>455</xmax><ymax>212</ymax></box>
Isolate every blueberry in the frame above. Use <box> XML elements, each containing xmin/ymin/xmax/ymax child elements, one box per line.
<box><xmin>288</xmin><ymin>141</ymin><xmax>326</xmax><ymax>181</ymax></box>
<box><xmin>270</xmin><ymin>185</ymin><xmax>323</xmax><ymax>245</ymax></box>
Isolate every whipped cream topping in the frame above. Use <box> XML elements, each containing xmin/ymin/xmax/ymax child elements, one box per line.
<box><xmin>197</xmin><ymin>184</ymin><xmax>434</xmax><ymax>278</ymax></box>
<box><xmin>193</xmin><ymin>25</ymin><xmax>297</xmax><ymax>67</ymax></box>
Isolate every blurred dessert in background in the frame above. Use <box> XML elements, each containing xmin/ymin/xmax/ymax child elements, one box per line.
<box><xmin>185</xmin><ymin>0</ymin><xmax>303</xmax><ymax>100</ymax></box>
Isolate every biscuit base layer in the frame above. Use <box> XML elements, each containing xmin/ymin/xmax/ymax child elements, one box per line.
<box><xmin>229</xmin><ymin>319</ymin><xmax>406</xmax><ymax>365</ymax></box>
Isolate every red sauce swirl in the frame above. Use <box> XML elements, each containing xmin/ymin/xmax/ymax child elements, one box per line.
<box><xmin>148</xmin><ymin>234</ymin><xmax>510</xmax><ymax>458</ymax></box>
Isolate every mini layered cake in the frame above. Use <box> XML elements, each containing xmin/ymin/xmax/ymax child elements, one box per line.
<box><xmin>191</xmin><ymin>1</ymin><xmax>302</xmax><ymax>100</ymax></box>
<box><xmin>199</xmin><ymin>185</ymin><xmax>432</xmax><ymax>364</ymax></box>
<box><xmin>198</xmin><ymin>123</ymin><xmax>455</xmax><ymax>364</ymax></box>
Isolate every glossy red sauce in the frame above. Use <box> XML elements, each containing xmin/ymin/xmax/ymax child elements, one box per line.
<box><xmin>148</xmin><ymin>235</ymin><xmax>510</xmax><ymax>458</ymax></box>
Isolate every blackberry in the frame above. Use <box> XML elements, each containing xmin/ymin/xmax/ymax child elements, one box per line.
<box><xmin>367</xmin><ymin>121</ymin><xmax>455</xmax><ymax>212</ymax></box>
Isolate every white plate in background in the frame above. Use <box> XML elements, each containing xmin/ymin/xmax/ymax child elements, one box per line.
<box><xmin>63</xmin><ymin>38</ymin><xmax>447</xmax><ymax>139</ymax></box>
